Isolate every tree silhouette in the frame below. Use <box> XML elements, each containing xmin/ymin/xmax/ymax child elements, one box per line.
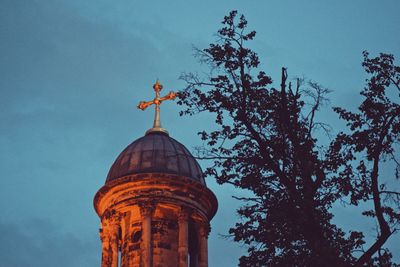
<box><xmin>331</xmin><ymin>51</ymin><xmax>400</xmax><ymax>266</ymax></box>
<box><xmin>178</xmin><ymin>11</ymin><xmax>399</xmax><ymax>266</ymax></box>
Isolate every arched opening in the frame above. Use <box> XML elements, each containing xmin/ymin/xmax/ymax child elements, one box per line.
<box><xmin>188</xmin><ymin>220</ymin><xmax>199</xmax><ymax>267</ymax></box>
<box><xmin>118</xmin><ymin>226</ymin><xmax>122</xmax><ymax>267</ymax></box>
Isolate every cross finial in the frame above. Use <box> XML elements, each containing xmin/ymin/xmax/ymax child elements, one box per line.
<box><xmin>137</xmin><ymin>80</ymin><xmax>177</xmax><ymax>135</ymax></box>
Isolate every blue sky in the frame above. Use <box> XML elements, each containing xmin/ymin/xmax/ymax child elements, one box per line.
<box><xmin>0</xmin><ymin>0</ymin><xmax>399</xmax><ymax>266</ymax></box>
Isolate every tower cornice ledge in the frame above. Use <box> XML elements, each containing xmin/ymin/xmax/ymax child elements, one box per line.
<box><xmin>94</xmin><ymin>173</ymin><xmax>218</xmax><ymax>222</ymax></box>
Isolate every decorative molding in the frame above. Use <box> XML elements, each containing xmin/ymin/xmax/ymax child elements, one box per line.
<box><xmin>178</xmin><ymin>206</ymin><xmax>192</xmax><ymax>222</ymax></box>
<box><xmin>139</xmin><ymin>202</ymin><xmax>156</xmax><ymax>218</ymax></box>
<box><xmin>197</xmin><ymin>222</ymin><xmax>211</xmax><ymax>238</ymax></box>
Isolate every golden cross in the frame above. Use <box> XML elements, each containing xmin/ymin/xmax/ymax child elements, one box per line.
<box><xmin>137</xmin><ymin>80</ymin><xmax>177</xmax><ymax>134</ymax></box>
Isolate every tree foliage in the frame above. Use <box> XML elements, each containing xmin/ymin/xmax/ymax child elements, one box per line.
<box><xmin>331</xmin><ymin>51</ymin><xmax>400</xmax><ymax>266</ymax></box>
<box><xmin>178</xmin><ymin>11</ymin><xmax>400</xmax><ymax>267</ymax></box>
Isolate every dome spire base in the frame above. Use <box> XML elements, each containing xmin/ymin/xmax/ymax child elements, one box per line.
<box><xmin>145</xmin><ymin>127</ymin><xmax>169</xmax><ymax>135</ymax></box>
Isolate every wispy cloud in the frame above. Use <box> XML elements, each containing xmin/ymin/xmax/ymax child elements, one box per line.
<box><xmin>0</xmin><ymin>219</ymin><xmax>99</xmax><ymax>267</ymax></box>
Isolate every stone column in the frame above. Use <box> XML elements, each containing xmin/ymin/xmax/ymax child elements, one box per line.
<box><xmin>140</xmin><ymin>204</ymin><xmax>155</xmax><ymax>267</ymax></box>
<box><xmin>109</xmin><ymin>221</ymin><xmax>120</xmax><ymax>267</ymax></box>
<box><xmin>100</xmin><ymin>229</ymin><xmax>112</xmax><ymax>267</ymax></box>
<box><xmin>100</xmin><ymin>211</ymin><xmax>121</xmax><ymax>267</ymax></box>
<box><xmin>178</xmin><ymin>208</ymin><xmax>190</xmax><ymax>267</ymax></box>
<box><xmin>197</xmin><ymin>222</ymin><xmax>210</xmax><ymax>267</ymax></box>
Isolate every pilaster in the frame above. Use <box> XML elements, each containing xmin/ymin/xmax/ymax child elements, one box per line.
<box><xmin>197</xmin><ymin>222</ymin><xmax>210</xmax><ymax>267</ymax></box>
<box><xmin>100</xmin><ymin>210</ymin><xmax>121</xmax><ymax>267</ymax></box>
<box><xmin>140</xmin><ymin>203</ymin><xmax>155</xmax><ymax>267</ymax></box>
<box><xmin>178</xmin><ymin>207</ymin><xmax>190</xmax><ymax>267</ymax></box>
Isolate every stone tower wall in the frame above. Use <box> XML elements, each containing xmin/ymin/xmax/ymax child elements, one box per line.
<box><xmin>94</xmin><ymin>173</ymin><xmax>217</xmax><ymax>267</ymax></box>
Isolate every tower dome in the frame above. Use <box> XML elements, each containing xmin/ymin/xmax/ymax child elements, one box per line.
<box><xmin>106</xmin><ymin>132</ymin><xmax>205</xmax><ymax>185</ymax></box>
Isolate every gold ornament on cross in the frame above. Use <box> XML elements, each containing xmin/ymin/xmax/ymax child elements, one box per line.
<box><xmin>137</xmin><ymin>80</ymin><xmax>177</xmax><ymax>135</ymax></box>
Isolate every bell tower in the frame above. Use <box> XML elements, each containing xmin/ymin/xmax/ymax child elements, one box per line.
<box><xmin>94</xmin><ymin>81</ymin><xmax>218</xmax><ymax>267</ymax></box>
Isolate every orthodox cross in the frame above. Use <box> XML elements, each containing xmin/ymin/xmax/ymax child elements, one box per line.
<box><xmin>137</xmin><ymin>80</ymin><xmax>177</xmax><ymax>135</ymax></box>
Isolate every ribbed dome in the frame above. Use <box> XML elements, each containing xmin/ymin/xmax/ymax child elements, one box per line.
<box><xmin>106</xmin><ymin>132</ymin><xmax>205</xmax><ymax>185</ymax></box>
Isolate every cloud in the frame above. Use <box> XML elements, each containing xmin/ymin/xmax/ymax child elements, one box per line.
<box><xmin>0</xmin><ymin>0</ymin><xmax>169</xmax><ymax>256</ymax></box>
<box><xmin>0</xmin><ymin>219</ymin><xmax>99</xmax><ymax>267</ymax></box>
<box><xmin>0</xmin><ymin>0</ymin><xmax>172</xmax><ymax>220</ymax></box>
<box><xmin>0</xmin><ymin>0</ymin><xmax>159</xmax><ymax>128</ymax></box>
